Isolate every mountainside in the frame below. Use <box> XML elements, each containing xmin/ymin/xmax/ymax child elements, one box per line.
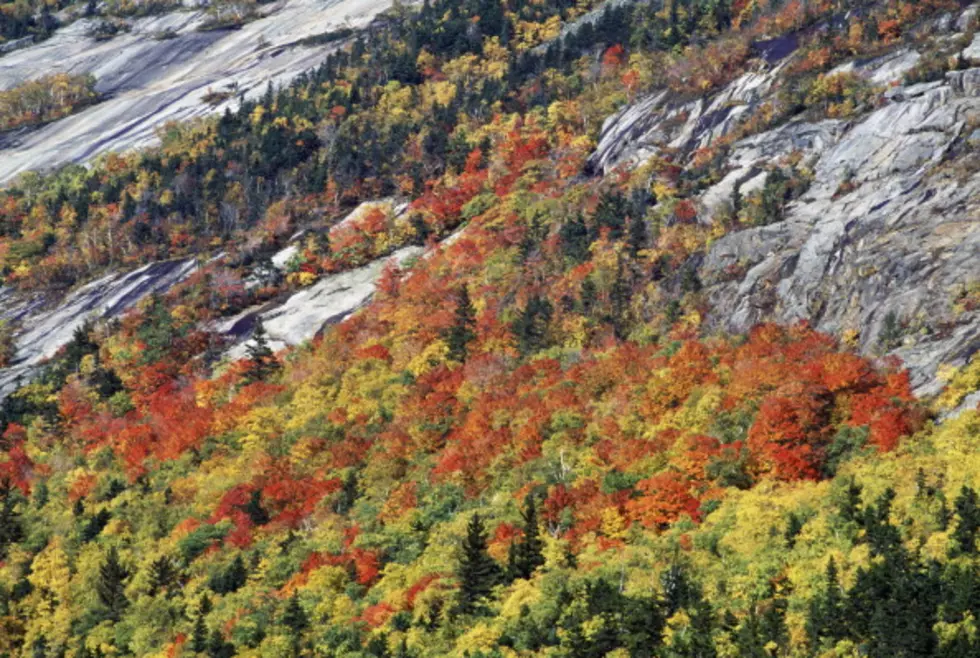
<box><xmin>0</xmin><ymin>0</ymin><xmax>978</xmax><ymax>656</ymax></box>
<box><xmin>0</xmin><ymin>0</ymin><xmax>396</xmax><ymax>183</ymax></box>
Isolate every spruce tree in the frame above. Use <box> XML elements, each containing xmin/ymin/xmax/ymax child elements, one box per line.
<box><xmin>207</xmin><ymin>629</ymin><xmax>234</xmax><ymax>658</ymax></box>
<box><xmin>953</xmin><ymin>485</ymin><xmax>980</xmax><ymax>555</ymax></box>
<box><xmin>445</xmin><ymin>286</ymin><xmax>477</xmax><ymax>363</ymax></box>
<box><xmin>281</xmin><ymin>591</ymin><xmax>308</xmax><ymax>635</ymax></box>
<box><xmin>244</xmin><ymin>319</ymin><xmax>279</xmax><ymax>383</ymax></box>
<box><xmin>457</xmin><ymin>512</ymin><xmax>501</xmax><ymax>614</ymax></box>
<box><xmin>241</xmin><ymin>489</ymin><xmax>269</xmax><ymax>526</ymax></box>
<box><xmin>0</xmin><ymin>480</ymin><xmax>23</xmax><ymax>560</ymax></box>
<box><xmin>508</xmin><ymin>494</ymin><xmax>545</xmax><ymax>581</ymax></box>
<box><xmin>807</xmin><ymin>558</ymin><xmax>844</xmax><ymax>649</ymax></box>
<box><xmin>97</xmin><ymin>547</ymin><xmax>129</xmax><ymax>621</ymax></box>
<box><xmin>192</xmin><ymin>614</ymin><xmax>209</xmax><ymax>653</ymax></box>
<box><xmin>559</xmin><ymin>215</ymin><xmax>591</xmax><ymax>264</ymax></box>
<box><xmin>837</xmin><ymin>477</ymin><xmax>863</xmax><ymax>524</ymax></box>
<box><xmin>210</xmin><ymin>555</ymin><xmax>247</xmax><ymax>594</ymax></box>
<box><xmin>512</xmin><ymin>296</ymin><xmax>552</xmax><ymax>356</ymax></box>
<box><xmin>627</xmin><ymin>213</ymin><xmax>648</xmax><ymax>259</ymax></box>
<box><xmin>148</xmin><ymin>555</ymin><xmax>176</xmax><ymax>596</ymax></box>
<box><xmin>335</xmin><ymin>470</ymin><xmax>359</xmax><ymax>514</ymax></box>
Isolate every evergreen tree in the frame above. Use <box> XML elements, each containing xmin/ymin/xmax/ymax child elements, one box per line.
<box><xmin>148</xmin><ymin>555</ymin><xmax>176</xmax><ymax>596</ymax></box>
<box><xmin>457</xmin><ymin>512</ymin><xmax>501</xmax><ymax>614</ymax></box>
<box><xmin>953</xmin><ymin>485</ymin><xmax>980</xmax><ymax>555</ymax></box>
<box><xmin>512</xmin><ymin>296</ymin><xmax>552</xmax><ymax>356</ymax></box>
<box><xmin>837</xmin><ymin>477</ymin><xmax>863</xmax><ymax>524</ymax></box>
<box><xmin>445</xmin><ymin>286</ymin><xmax>477</xmax><ymax>363</ymax></box>
<box><xmin>31</xmin><ymin>636</ymin><xmax>47</xmax><ymax>658</ymax></box>
<box><xmin>335</xmin><ymin>470</ymin><xmax>359</xmax><ymax>514</ymax></box>
<box><xmin>244</xmin><ymin>319</ymin><xmax>279</xmax><ymax>383</ymax></box>
<box><xmin>207</xmin><ymin>629</ymin><xmax>235</xmax><ymax>658</ymax></box>
<box><xmin>199</xmin><ymin>593</ymin><xmax>213</xmax><ymax>615</ymax></box>
<box><xmin>807</xmin><ymin>558</ymin><xmax>845</xmax><ymax>649</ymax></box>
<box><xmin>192</xmin><ymin>614</ymin><xmax>209</xmax><ymax>653</ymax></box>
<box><xmin>282</xmin><ymin>591</ymin><xmax>309</xmax><ymax>635</ymax></box>
<box><xmin>210</xmin><ymin>555</ymin><xmax>248</xmax><ymax>594</ymax></box>
<box><xmin>610</xmin><ymin>257</ymin><xmax>632</xmax><ymax>340</ymax></box>
<box><xmin>0</xmin><ymin>480</ymin><xmax>23</xmax><ymax>560</ymax></box>
<box><xmin>241</xmin><ymin>489</ymin><xmax>269</xmax><ymax>526</ymax></box>
<box><xmin>627</xmin><ymin>213</ymin><xmax>648</xmax><ymax>259</ymax></box>
<box><xmin>508</xmin><ymin>494</ymin><xmax>545</xmax><ymax>581</ymax></box>
<box><xmin>97</xmin><ymin>547</ymin><xmax>129</xmax><ymax>621</ymax></box>
<box><xmin>559</xmin><ymin>215</ymin><xmax>591</xmax><ymax>264</ymax></box>
<box><xmin>593</xmin><ymin>190</ymin><xmax>627</xmax><ymax>240</ymax></box>
<box><xmin>784</xmin><ymin>512</ymin><xmax>804</xmax><ymax>549</ymax></box>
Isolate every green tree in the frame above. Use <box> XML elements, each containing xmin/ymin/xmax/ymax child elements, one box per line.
<box><xmin>97</xmin><ymin>547</ymin><xmax>129</xmax><ymax>621</ymax></box>
<box><xmin>209</xmin><ymin>555</ymin><xmax>247</xmax><ymax>594</ymax></box>
<box><xmin>244</xmin><ymin>318</ymin><xmax>279</xmax><ymax>383</ymax></box>
<box><xmin>953</xmin><ymin>486</ymin><xmax>980</xmax><ymax>555</ymax></box>
<box><xmin>457</xmin><ymin>512</ymin><xmax>501</xmax><ymax>614</ymax></box>
<box><xmin>507</xmin><ymin>494</ymin><xmax>545</xmax><ymax>581</ymax></box>
<box><xmin>148</xmin><ymin>555</ymin><xmax>176</xmax><ymax>596</ymax></box>
<box><xmin>192</xmin><ymin>614</ymin><xmax>209</xmax><ymax>653</ymax></box>
<box><xmin>0</xmin><ymin>480</ymin><xmax>23</xmax><ymax>560</ymax></box>
<box><xmin>445</xmin><ymin>286</ymin><xmax>477</xmax><ymax>363</ymax></box>
<box><xmin>512</xmin><ymin>296</ymin><xmax>552</xmax><ymax>356</ymax></box>
<box><xmin>281</xmin><ymin>591</ymin><xmax>308</xmax><ymax>635</ymax></box>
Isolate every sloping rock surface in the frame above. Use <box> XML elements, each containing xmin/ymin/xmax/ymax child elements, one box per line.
<box><xmin>0</xmin><ymin>258</ymin><xmax>198</xmax><ymax>396</ymax></box>
<box><xmin>223</xmin><ymin>245</ymin><xmax>422</xmax><ymax>359</ymax></box>
<box><xmin>0</xmin><ymin>0</ymin><xmax>396</xmax><ymax>183</ymax></box>
<box><xmin>590</xmin><ymin>9</ymin><xmax>980</xmax><ymax>395</ymax></box>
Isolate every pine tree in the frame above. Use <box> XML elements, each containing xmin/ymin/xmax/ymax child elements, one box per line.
<box><xmin>508</xmin><ymin>494</ymin><xmax>545</xmax><ymax>581</ymax></box>
<box><xmin>192</xmin><ymin>614</ymin><xmax>209</xmax><ymax>653</ymax></box>
<box><xmin>627</xmin><ymin>213</ymin><xmax>648</xmax><ymax>259</ymax></box>
<box><xmin>207</xmin><ymin>629</ymin><xmax>234</xmax><ymax>658</ymax></box>
<box><xmin>241</xmin><ymin>489</ymin><xmax>269</xmax><ymax>526</ymax></box>
<box><xmin>807</xmin><ymin>558</ymin><xmax>845</xmax><ymax>649</ymax></box>
<box><xmin>244</xmin><ymin>319</ymin><xmax>279</xmax><ymax>383</ymax></box>
<box><xmin>512</xmin><ymin>296</ymin><xmax>552</xmax><ymax>356</ymax></box>
<box><xmin>97</xmin><ymin>547</ymin><xmax>129</xmax><ymax>621</ymax></box>
<box><xmin>953</xmin><ymin>486</ymin><xmax>980</xmax><ymax>555</ymax></box>
<box><xmin>445</xmin><ymin>286</ymin><xmax>477</xmax><ymax>363</ymax></box>
<box><xmin>559</xmin><ymin>215</ymin><xmax>591</xmax><ymax>264</ymax></box>
<box><xmin>457</xmin><ymin>512</ymin><xmax>501</xmax><ymax>614</ymax></box>
<box><xmin>281</xmin><ymin>591</ymin><xmax>308</xmax><ymax>635</ymax></box>
<box><xmin>148</xmin><ymin>555</ymin><xmax>176</xmax><ymax>596</ymax></box>
<box><xmin>0</xmin><ymin>480</ymin><xmax>23</xmax><ymax>560</ymax></box>
<box><xmin>335</xmin><ymin>470</ymin><xmax>359</xmax><ymax>514</ymax></box>
<box><xmin>210</xmin><ymin>555</ymin><xmax>247</xmax><ymax>594</ymax></box>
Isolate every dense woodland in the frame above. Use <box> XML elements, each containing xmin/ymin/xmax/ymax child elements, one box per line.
<box><xmin>0</xmin><ymin>0</ymin><xmax>979</xmax><ymax>656</ymax></box>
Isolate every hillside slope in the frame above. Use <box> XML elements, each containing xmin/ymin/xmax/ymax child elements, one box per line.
<box><xmin>0</xmin><ymin>0</ymin><xmax>395</xmax><ymax>182</ymax></box>
<box><xmin>0</xmin><ymin>1</ymin><xmax>977</xmax><ymax>657</ymax></box>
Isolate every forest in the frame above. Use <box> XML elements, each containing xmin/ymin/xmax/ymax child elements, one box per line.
<box><xmin>0</xmin><ymin>0</ymin><xmax>978</xmax><ymax>656</ymax></box>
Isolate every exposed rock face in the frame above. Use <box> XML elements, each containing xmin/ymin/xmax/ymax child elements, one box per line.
<box><xmin>0</xmin><ymin>0</ymin><xmax>397</xmax><ymax>183</ymax></box>
<box><xmin>0</xmin><ymin>241</ymin><xmax>423</xmax><ymax>398</ymax></box>
<box><xmin>701</xmin><ymin>71</ymin><xmax>978</xmax><ymax>396</ymax></box>
<box><xmin>0</xmin><ymin>258</ymin><xmax>198</xmax><ymax>396</ymax></box>
<box><xmin>590</xmin><ymin>11</ymin><xmax>980</xmax><ymax>396</ymax></box>
<box><xmin>223</xmin><ymin>245</ymin><xmax>423</xmax><ymax>359</ymax></box>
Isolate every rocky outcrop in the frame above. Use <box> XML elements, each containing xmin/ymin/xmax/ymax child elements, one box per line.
<box><xmin>0</xmin><ymin>258</ymin><xmax>198</xmax><ymax>396</ymax></box>
<box><xmin>699</xmin><ymin>68</ymin><xmax>978</xmax><ymax>396</ymax></box>
<box><xmin>0</xmin><ymin>0</ymin><xmax>397</xmax><ymax>183</ymax></box>
<box><xmin>223</xmin><ymin>246</ymin><xmax>422</xmax><ymax>359</ymax></box>
<box><xmin>590</xmin><ymin>8</ymin><xmax>980</xmax><ymax>396</ymax></box>
<box><xmin>0</xmin><ymin>241</ymin><xmax>424</xmax><ymax>398</ymax></box>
